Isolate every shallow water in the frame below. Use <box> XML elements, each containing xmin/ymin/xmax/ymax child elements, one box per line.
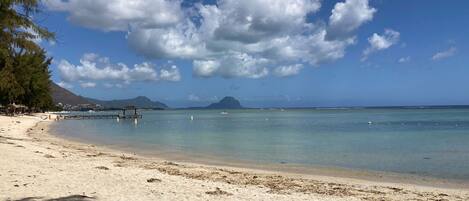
<box><xmin>51</xmin><ymin>108</ymin><xmax>469</xmax><ymax>180</ymax></box>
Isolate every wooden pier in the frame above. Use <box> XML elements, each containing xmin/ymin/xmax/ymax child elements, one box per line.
<box><xmin>63</xmin><ymin>114</ymin><xmax>142</xmax><ymax>120</ymax></box>
<box><xmin>62</xmin><ymin>106</ymin><xmax>142</xmax><ymax>120</ymax></box>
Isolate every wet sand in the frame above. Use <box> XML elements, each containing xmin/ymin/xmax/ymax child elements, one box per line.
<box><xmin>1</xmin><ymin>114</ymin><xmax>469</xmax><ymax>200</ymax></box>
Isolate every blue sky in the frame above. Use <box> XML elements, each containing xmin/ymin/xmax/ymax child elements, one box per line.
<box><xmin>36</xmin><ymin>0</ymin><xmax>468</xmax><ymax>107</ymax></box>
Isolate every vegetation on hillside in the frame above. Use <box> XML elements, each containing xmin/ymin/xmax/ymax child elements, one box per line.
<box><xmin>0</xmin><ymin>0</ymin><xmax>55</xmax><ymax>111</ymax></box>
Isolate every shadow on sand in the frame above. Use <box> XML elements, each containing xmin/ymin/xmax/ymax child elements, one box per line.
<box><xmin>8</xmin><ymin>195</ymin><xmax>95</xmax><ymax>201</ymax></box>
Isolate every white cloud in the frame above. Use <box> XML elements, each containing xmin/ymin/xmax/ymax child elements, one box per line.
<box><xmin>104</xmin><ymin>83</ymin><xmax>124</xmax><ymax>88</ymax></box>
<box><xmin>432</xmin><ymin>47</ymin><xmax>457</xmax><ymax>61</ymax></box>
<box><xmin>327</xmin><ymin>0</ymin><xmax>376</xmax><ymax>40</ymax></box>
<box><xmin>193</xmin><ymin>60</ymin><xmax>220</xmax><ymax>77</ymax></box>
<box><xmin>127</xmin><ymin>21</ymin><xmax>207</xmax><ymax>59</ymax></box>
<box><xmin>80</xmin><ymin>82</ymin><xmax>96</xmax><ymax>88</ymax></box>
<box><xmin>398</xmin><ymin>56</ymin><xmax>411</xmax><ymax>63</ymax></box>
<box><xmin>45</xmin><ymin>0</ymin><xmax>183</xmax><ymax>31</ymax></box>
<box><xmin>57</xmin><ymin>53</ymin><xmax>181</xmax><ymax>84</ymax></box>
<box><xmin>103</xmin><ymin>82</ymin><xmax>124</xmax><ymax>88</ymax></box>
<box><xmin>193</xmin><ymin>52</ymin><xmax>269</xmax><ymax>79</ymax></box>
<box><xmin>57</xmin><ymin>81</ymin><xmax>73</xmax><ymax>89</ymax></box>
<box><xmin>273</xmin><ymin>64</ymin><xmax>304</xmax><ymax>77</ymax></box>
<box><xmin>159</xmin><ymin>65</ymin><xmax>181</xmax><ymax>81</ymax></box>
<box><xmin>200</xmin><ymin>0</ymin><xmax>321</xmax><ymax>44</ymax></box>
<box><xmin>362</xmin><ymin>29</ymin><xmax>400</xmax><ymax>61</ymax></box>
<box><xmin>188</xmin><ymin>94</ymin><xmax>201</xmax><ymax>101</ymax></box>
<box><xmin>48</xmin><ymin>0</ymin><xmax>377</xmax><ymax>79</ymax></box>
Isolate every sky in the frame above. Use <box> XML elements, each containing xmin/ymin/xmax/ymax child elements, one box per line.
<box><xmin>33</xmin><ymin>0</ymin><xmax>469</xmax><ymax>108</ymax></box>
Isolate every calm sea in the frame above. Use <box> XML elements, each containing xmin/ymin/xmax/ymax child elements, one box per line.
<box><xmin>51</xmin><ymin>108</ymin><xmax>469</xmax><ymax>180</ymax></box>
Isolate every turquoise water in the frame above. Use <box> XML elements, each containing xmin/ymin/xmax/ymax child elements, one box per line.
<box><xmin>51</xmin><ymin>109</ymin><xmax>469</xmax><ymax>180</ymax></box>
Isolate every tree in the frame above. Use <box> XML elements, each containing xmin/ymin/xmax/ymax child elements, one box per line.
<box><xmin>14</xmin><ymin>50</ymin><xmax>53</xmax><ymax>110</ymax></box>
<box><xmin>0</xmin><ymin>0</ymin><xmax>55</xmax><ymax>111</ymax></box>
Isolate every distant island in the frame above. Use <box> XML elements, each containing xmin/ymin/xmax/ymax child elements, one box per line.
<box><xmin>206</xmin><ymin>96</ymin><xmax>243</xmax><ymax>109</ymax></box>
<box><xmin>185</xmin><ymin>96</ymin><xmax>244</xmax><ymax>110</ymax></box>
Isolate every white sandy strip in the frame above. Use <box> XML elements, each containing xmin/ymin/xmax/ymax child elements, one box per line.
<box><xmin>0</xmin><ymin>115</ymin><xmax>468</xmax><ymax>201</ymax></box>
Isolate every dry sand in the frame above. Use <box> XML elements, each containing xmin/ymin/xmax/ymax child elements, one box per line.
<box><xmin>1</xmin><ymin>114</ymin><xmax>468</xmax><ymax>201</ymax></box>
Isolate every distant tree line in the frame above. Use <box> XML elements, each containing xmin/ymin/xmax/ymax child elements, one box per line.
<box><xmin>0</xmin><ymin>0</ymin><xmax>55</xmax><ymax>112</ymax></box>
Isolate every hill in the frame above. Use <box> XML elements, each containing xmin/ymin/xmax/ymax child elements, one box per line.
<box><xmin>85</xmin><ymin>96</ymin><xmax>168</xmax><ymax>110</ymax></box>
<box><xmin>50</xmin><ymin>82</ymin><xmax>92</xmax><ymax>105</ymax></box>
<box><xmin>205</xmin><ymin>96</ymin><xmax>243</xmax><ymax>109</ymax></box>
<box><xmin>51</xmin><ymin>82</ymin><xmax>168</xmax><ymax>110</ymax></box>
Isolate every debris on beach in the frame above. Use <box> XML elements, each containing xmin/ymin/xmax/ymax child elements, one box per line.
<box><xmin>86</xmin><ymin>152</ymin><xmax>106</xmax><ymax>157</ymax></box>
<box><xmin>120</xmin><ymin>154</ymin><xmax>137</xmax><ymax>160</ymax></box>
<box><xmin>95</xmin><ymin>166</ymin><xmax>110</xmax><ymax>170</ymax></box>
<box><xmin>205</xmin><ymin>187</ymin><xmax>232</xmax><ymax>196</ymax></box>
<box><xmin>147</xmin><ymin>178</ymin><xmax>162</xmax><ymax>183</ymax></box>
<box><xmin>43</xmin><ymin>154</ymin><xmax>55</xmax><ymax>158</ymax></box>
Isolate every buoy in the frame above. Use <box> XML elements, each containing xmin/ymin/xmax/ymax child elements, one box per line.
<box><xmin>190</xmin><ymin>115</ymin><xmax>194</xmax><ymax>121</ymax></box>
<box><xmin>134</xmin><ymin>118</ymin><xmax>138</xmax><ymax>125</ymax></box>
<box><xmin>368</xmin><ymin>121</ymin><xmax>372</xmax><ymax>125</ymax></box>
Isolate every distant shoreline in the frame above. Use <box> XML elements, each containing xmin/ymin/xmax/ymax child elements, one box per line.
<box><xmin>59</xmin><ymin>104</ymin><xmax>469</xmax><ymax>112</ymax></box>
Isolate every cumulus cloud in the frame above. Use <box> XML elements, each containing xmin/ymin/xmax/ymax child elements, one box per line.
<box><xmin>47</xmin><ymin>0</ymin><xmax>378</xmax><ymax>79</ymax></box>
<box><xmin>193</xmin><ymin>52</ymin><xmax>269</xmax><ymax>79</ymax></box>
<box><xmin>398</xmin><ymin>56</ymin><xmax>411</xmax><ymax>63</ymax></box>
<box><xmin>273</xmin><ymin>64</ymin><xmax>304</xmax><ymax>77</ymax></box>
<box><xmin>159</xmin><ymin>65</ymin><xmax>181</xmax><ymax>81</ymax></box>
<box><xmin>57</xmin><ymin>53</ymin><xmax>181</xmax><ymax>84</ymax></box>
<box><xmin>127</xmin><ymin>21</ymin><xmax>207</xmax><ymax>59</ymax></box>
<box><xmin>326</xmin><ymin>0</ymin><xmax>376</xmax><ymax>40</ymax></box>
<box><xmin>193</xmin><ymin>60</ymin><xmax>220</xmax><ymax>77</ymax></box>
<box><xmin>362</xmin><ymin>29</ymin><xmax>400</xmax><ymax>61</ymax></box>
<box><xmin>432</xmin><ymin>47</ymin><xmax>457</xmax><ymax>61</ymax></box>
<box><xmin>45</xmin><ymin>0</ymin><xmax>183</xmax><ymax>31</ymax></box>
<box><xmin>202</xmin><ymin>0</ymin><xmax>321</xmax><ymax>44</ymax></box>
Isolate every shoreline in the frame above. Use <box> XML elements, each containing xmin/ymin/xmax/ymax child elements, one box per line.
<box><xmin>1</xmin><ymin>115</ymin><xmax>469</xmax><ymax>200</ymax></box>
<box><xmin>51</xmin><ymin>120</ymin><xmax>469</xmax><ymax>190</ymax></box>
<box><xmin>49</xmin><ymin>118</ymin><xmax>469</xmax><ymax>189</ymax></box>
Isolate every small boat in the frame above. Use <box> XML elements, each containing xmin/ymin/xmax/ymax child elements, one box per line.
<box><xmin>220</xmin><ymin>111</ymin><xmax>229</xmax><ymax>115</ymax></box>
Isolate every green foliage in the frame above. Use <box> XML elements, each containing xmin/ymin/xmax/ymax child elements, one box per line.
<box><xmin>0</xmin><ymin>0</ymin><xmax>55</xmax><ymax>111</ymax></box>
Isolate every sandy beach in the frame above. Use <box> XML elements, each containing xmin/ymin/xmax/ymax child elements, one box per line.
<box><xmin>1</xmin><ymin>115</ymin><xmax>469</xmax><ymax>201</ymax></box>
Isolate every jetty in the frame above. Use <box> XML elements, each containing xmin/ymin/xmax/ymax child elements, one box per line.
<box><xmin>63</xmin><ymin>106</ymin><xmax>142</xmax><ymax>120</ymax></box>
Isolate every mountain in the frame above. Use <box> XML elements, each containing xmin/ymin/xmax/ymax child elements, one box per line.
<box><xmin>206</xmin><ymin>96</ymin><xmax>243</xmax><ymax>109</ymax></box>
<box><xmin>85</xmin><ymin>96</ymin><xmax>168</xmax><ymax>110</ymax></box>
<box><xmin>50</xmin><ymin>82</ymin><xmax>168</xmax><ymax>110</ymax></box>
<box><xmin>50</xmin><ymin>82</ymin><xmax>92</xmax><ymax>105</ymax></box>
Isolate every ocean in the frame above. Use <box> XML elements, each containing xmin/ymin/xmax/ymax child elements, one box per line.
<box><xmin>51</xmin><ymin>108</ymin><xmax>469</xmax><ymax>180</ymax></box>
